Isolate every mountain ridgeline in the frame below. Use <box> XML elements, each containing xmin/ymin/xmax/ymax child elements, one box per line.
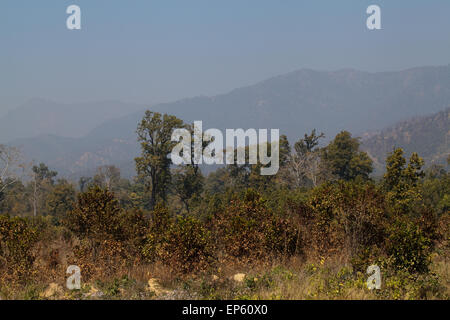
<box><xmin>0</xmin><ymin>99</ymin><xmax>145</xmax><ymax>143</ymax></box>
<box><xmin>6</xmin><ymin>65</ymin><xmax>450</xmax><ymax>178</ymax></box>
<box><xmin>361</xmin><ymin>108</ymin><xmax>449</xmax><ymax>173</ymax></box>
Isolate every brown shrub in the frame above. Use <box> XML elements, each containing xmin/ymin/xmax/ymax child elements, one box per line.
<box><xmin>142</xmin><ymin>206</ymin><xmax>214</xmax><ymax>274</ymax></box>
<box><xmin>0</xmin><ymin>215</ymin><xmax>38</xmax><ymax>282</ymax></box>
<box><xmin>213</xmin><ymin>189</ymin><xmax>300</xmax><ymax>265</ymax></box>
<box><xmin>307</xmin><ymin>181</ymin><xmax>386</xmax><ymax>258</ymax></box>
<box><xmin>64</xmin><ymin>186</ymin><xmax>149</xmax><ymax>280</ymax></box>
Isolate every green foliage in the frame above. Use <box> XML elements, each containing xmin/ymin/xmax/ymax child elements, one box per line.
<box><xmin>384</xmin><ymin>148</ymin><xmax>425</xmax><ymax>214</ymax></box>
<box><xmin>363</xmin><ymin>108</ymin><xmax>450</xmax><ymax>174</ymax></box>
<box><xmin>45</xmin><ymin>180</ymin><xmax>76</xmax><ymax>220</ymax></box>
<box><xmin>385</xmin><ymin>219</ymin><xmax>432</xmax><ymax>274</ymax></box>
<box><xmin>32</xmin><ymin>163</ymin><xmax>57</xmax><ymax>185</ymax></box>
<box><xmin>172</xmin><ymin>165</ymin><xmax>204</xmax><ymax>213</ymax></box>
<box><xmin>135</xmin><ymin>110</ymin><xmax>185</xmax><ymax>209</ymax></box>
<box><xmin>278</xmin><ymin>134</ymin><xmax>291</xmax><ymax>167</ymax></box>
<box><xmin>377</xmin><ymin>268</ymin><xmax>445</xmax><ymax>300</ymax></box>
<box><xmin>0</xmin><ymin>110</ymin><xmax>448</xmax><ymax>299</ymax></box>
<box><xmin>305</xmin><ymin>264</ymin><xmax>361</xmax><ymax>299</ymax></box>
<box><xmin>308</xmin><ymin>180</ymin><xmax>386</xmax><ymax>257</ymax></box>
<box><xmin>294</xmin><ymin>129</ymin><xmax>324</xmax><ymax>155</ymax></box>
<box><xmin>322</xmin><ymin>131</ymin><xmax>373</xmax><ymax>181</ymax></box>
<box><xmin>421</xmin><ymin>165</ymin><xmax>450</xmax><ymax>216</ymax></box>
<box><xmin>0</xmin><ymin>180</ymin><xmax>29</xmax><ymax>216</ymax></box>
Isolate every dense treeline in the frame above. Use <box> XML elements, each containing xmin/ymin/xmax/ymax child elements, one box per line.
<box><xmin>0</xmin><ymin>111</ymin><xmax>448</xmax><ymax>299</ymax></box>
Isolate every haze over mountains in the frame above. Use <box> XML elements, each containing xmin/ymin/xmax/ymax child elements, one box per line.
<box><xmin>5</xmin><ymin>65</ymin><xmax>450</xmax><ymax>179</ymax></box>
<box><xmin>0</xmin><ymin>99</ymin><xmax>145</xmax><ymax>142</ymax></box>
<box><xmin>362</xmin><ymin>108</ymin><xmax>449</xmax><ymax>174</ymax></box>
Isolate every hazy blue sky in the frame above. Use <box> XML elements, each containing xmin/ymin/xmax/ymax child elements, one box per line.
<box><xmin>1</xmin><ymin>0</ymin><xmax>450</xmax><ymax>112</ymax></box>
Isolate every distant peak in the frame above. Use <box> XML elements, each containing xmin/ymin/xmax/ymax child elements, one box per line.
<box><xmin>26</xmin><ymin>97</ymin><xmax>56</xmax><ymax>104</ymax></box>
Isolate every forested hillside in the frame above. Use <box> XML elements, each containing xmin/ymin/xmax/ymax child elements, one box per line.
<box><xmin>8</xmin><ymin>66</ymin><xmax>450</xmax><ymax>178</ymax></box>
<box><xmin>362</xmin><ymin>108</ymin><xmax>449</xmax><ymax>174</ymax></box>
<box><xmin>0</xmin><ymin>110</ymin><xmax>448</xmax><ymax>300</ymax></box>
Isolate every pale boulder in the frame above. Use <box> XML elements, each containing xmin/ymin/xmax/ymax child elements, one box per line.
<box><xmin>146</xmin><ymin>278</ymin><xmax>169</xmax><ymax>296</ymax></box>
<box><xmin>41</xmin><ymin>283</ymin><xmax>64</xmax><ymax>299</ymax></box>
<box><xmin>233</xmin><ymin>273</ymin><xmax>246</xmax><ymax>283</ymax></box>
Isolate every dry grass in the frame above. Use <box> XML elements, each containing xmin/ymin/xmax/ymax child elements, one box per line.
<box><xmin>1</xmin><ymin>240</ymin><xmax>449</xmax><ymax>300</ymax></box>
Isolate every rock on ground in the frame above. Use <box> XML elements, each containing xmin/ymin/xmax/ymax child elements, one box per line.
<box><xmin>233</xmin><ymin>273</ymin><xmax>246</xmax><ymax>283</ymax></box>
<box><xmin>41</xmin><ymin>283</ymin><xmax>64</xmax><ymax>299</ymax></box>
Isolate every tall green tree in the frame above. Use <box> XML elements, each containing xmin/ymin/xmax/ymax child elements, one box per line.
<box><xmin>32</xmin><ymin>163</ymin><xmax>57</xmax><ymax>185</ymax></box>
<box><xmin>171</xmin><ymin>123</ymin><xmax>205</xmax><ymax>213</ymax></box>
<box><xmin>172</xmin><ymin>165</ymin><xmax>204</xmax><ymax>214</ymax></box>
<box><xmin>278</xmin><ymin>134</ymin><xmax>291</xmax><ymax>168</ymax></box>
<box><xmin>294</xmin><ymin>129</ymin><xmax>324</xmax><ymax>156</ymax></box>
<box><xmin>321</xmin><ymin>131</ymin><xmax>373</xmax><ymax>181</ymax></box>
<box><xmin>384</xmin><ymin>148</ymin><xmax>425</xmax><ymax>214</ymax></box>
<box><xmin>135</xmin><ymin>111</ymin><xmax>185</xmax><ymax>209</ymax></box>
<box><xmin>246</xmin><ymin>135</ymin><xmax>290</xmax><ymax>191</ymax></box>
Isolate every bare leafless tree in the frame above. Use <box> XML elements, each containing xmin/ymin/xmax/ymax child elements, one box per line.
<box><xmin>94</xmin><ymin>165</ymin><xmax>121</xmax><ymax>190</ymax></box>
<box><xmin>286</xmin><ymin>130</ymin><xmax>331</xmax><ymax>188</ymax></box>
<box><xmin>0</xmin><ymin>145</ymin><xmax>25</xmax><ymax>193</ymax></box>
<box><xmin>289</xmin><ymin>150</ymin><xmax>326</xmax><ymax>187</ymax></box>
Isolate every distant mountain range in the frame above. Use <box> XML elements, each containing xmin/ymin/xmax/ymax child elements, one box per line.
<box><xmin>0</xmin><ymin>99</ymin><xmax>145</xmax><ymax>143</ymax></box>
<box><xmin>5</xmin><ymin>65</ymin><xmax>450</xmax><ymax>179</ymax></box>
